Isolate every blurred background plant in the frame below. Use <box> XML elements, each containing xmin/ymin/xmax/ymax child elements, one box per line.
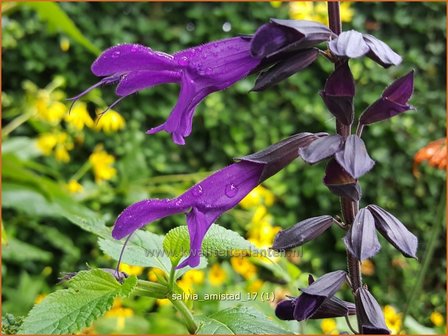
<box><xmin>2</xmin><ymin>1</ymin><xmax>446</xmax><ymax>334</ymax></box>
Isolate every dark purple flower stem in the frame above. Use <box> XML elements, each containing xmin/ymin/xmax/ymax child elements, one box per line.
<box><xmin>328</xmin><ymin>0</ymin><xmax>363</xmax><ymax>330</ymax></box>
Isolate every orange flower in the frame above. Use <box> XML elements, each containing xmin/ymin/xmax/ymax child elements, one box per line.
<box><xmin>413</xmin><ymin>138</ymin><xmax>446</xmax><ymax>176</ymax></box>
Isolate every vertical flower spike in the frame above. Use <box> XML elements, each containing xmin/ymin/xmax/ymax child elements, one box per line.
<box><xmin>324</xmin><ymin>159</ymin><xmax>362</xmax><ymax>201</ymax></box>
<box><xmin>299</xmin><ymin>134</ymin><xmax>344</xmax><ymax>164</ymax></box>
<box><xmin>359</xmin><ymin>71</ymin><xmax>415</xmax><ymax>125</ymax></box>
<box><xmin>293</xmin><ymin>270</ymin><xmax>347</xmax><ymax>321</ymax></box>
<box><xmin>344</xmin><ymin>208</ymin><xmax>381</xmax><ymax>260</ymax></box>
<box><xmin>320</xmin><ymin>62</ymin><xmax>355</xmax><ymax>125</ymax></box>
<box><xmin>335</xmin><ymin>135</ymin><xmax>375</xmax><ymax>179</ymax></box>
<box><xmin>355</xmin><ymin>287</ymin><xmax>390</xmax><ymax>334</ymax></box>
<box><xmin>328</xmin><ymin>30</ymin><xmax>402</xmax><ymax>68</ymax></box>
<box><xmin>71</xmin><ymin>38</ymin><xmax>261</xmax><ymax>145</ymax></box>
<box><xmin>367</xmin><ymin>205</ymin><xmax>418</xmax><ymax>259</ymax></box>
<box><xmin>272</xmin><ymin>215</ymin><xmax>335</xmax><ymax>251</ymax></box>
<box><xmin>113</xmin><ymin>132</ymin><xmax>322</xmax><ymax>269</ymax></box>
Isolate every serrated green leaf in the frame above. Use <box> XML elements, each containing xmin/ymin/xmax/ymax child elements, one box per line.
<box><xmin>196</xmin><ymin>305</ymin><xmax>292</xmax><ymax>334</ymax></box>
<box><xmin>19</xmin><ymin>269</ymin><xmax>137</xmax><ymax>334</ymax></box>
<box><xmin>98</xmin><ymin>230</ymin><xmax>172</xmax><ymax>274</ymax></box>
<box><xmin>163</xmin><ymin>224</ymin><xmax>258</xmax><ymax>264</ymax></box>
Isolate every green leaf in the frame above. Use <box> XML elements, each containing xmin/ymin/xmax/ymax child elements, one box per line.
<box><xmin>163</xmin><ymin>224</ymin><xmax>257</xmax><ymax>265</ymax></box>
<box><xmin>19</xmin><ymin>269</ymin><xmax>137</xmax><ymax>334</ymax></box>
<box><xmin>20</xmin><ymin>2</ymin><xmax>100</xmax><ymax>55</ymax></box>
<box><xmin>196</xmin><ymin>305</ymin><xmax>292</xmax><ymax>334</ymax></box>
<box><xmin>98</xmin><ymin>230</ymin><xmax>172</xmax><ymax>274</ymax></box>
<box><xmin>2</xmin><ymin>238</ymin><xmax>52</xmax><ymax>263</ymax></box>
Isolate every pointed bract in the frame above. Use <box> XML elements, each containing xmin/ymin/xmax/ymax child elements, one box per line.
<box><xmin>360</xmin><ymin>71</ymin><xmax>414</xmax><ymax>125</ymax></box>
<box><xmin>252</xmin><ymin>48</ymin><xmax>318</xmax><ymax>91</ymax></box>
<box><xmin>73</xmin><ymin>38</ymin><xmax>260</xmax><ymax>145</ymax></box>
<box><xmin>320</xmin><ymin>62</ymin><xmax>355</xmax><ymax>125</ymax></box>
<box><xmin>275</xmin><ymin>299</ymin><xmax>295</xmax><ymax>320</ymax></box>
<box><xmin>367</xmin><ymin>205</ymin><xmax>418</xmax><ymax>259</ymax></box>
<box><xmin>335</xmin><ymin>135</ymin><xmax>375</xmax><ymax>179</ymax></box>
<box><xmin>311</xmin><ymin>296</ymin><xmax>356</xmax><ymax>319</ymax></box>
<box><xmin>344</xmin><ymin>208</ymin><xmax>381</xmax><ymax>260</ymax></box>
<box><xmin>272</xmin><ymin>215</ymin><xmax>334</xmax><ymax>251</ymax></box>
<box><xmin>299</xmin><ymin>134</ymin><xmax>344</xmax><ymax>164</ymax></box>
<box><xmin>355</xmin><ymin>287</ymin><xmax>390</xmax><ymax>334</ymax></box>
<box><xmin>324</xmin><ymin>159</ymin><xmax>362</xmax><ymax>201</ymax></box>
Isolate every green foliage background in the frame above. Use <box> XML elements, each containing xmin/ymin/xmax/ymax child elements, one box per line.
<box><xmin>2</xmin><ymin>1</ymin><xmax>446</xmax><ymax>334</ymax></box>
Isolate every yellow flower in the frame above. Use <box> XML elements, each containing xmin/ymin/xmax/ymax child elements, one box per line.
<box><xmin>240</xmin><ymin>185</ymin><xmax>274</xmax><ymax>209</ymax></box>
<box><xmin>34</xmin><ymin>294</ymin><xmax>46</xmax><ymax>304</ymax></box>
<box><xmin>177</xmin><ymin>278</ymin><xmax>193</xmax><ymax>294</ymax></box>
<box><xmin>182</xmin><ymin>270</ymin><xmax>205</xmax><ymax>285</ymax></box>
<box><xmin>383</xmin><ymin>305</ymin><xmax>402</xmax><ymax>334</ymax></box>
<box><xmin>119</xmin><ymin>263</ymin><xmax>144</xmax><ymax>276</ymax></box>
<box><xmin>320</xmin><ymin>318</ymin><xmax>338</xmax><ymax>334</ymax></box>
<box><xmin>208</xmin><ymin>264</ymin><xmax>227</xmax><ymax>286</ymax></box>
<box><xmin>95</xmin><ymin>109</ymin><xmax>126</xmax><ymax>133</ymax></box>
<box><xmin>361</xmin><ymin>259</ymin><xmax>375</xmax><ymax>276</ymax></box>
<box><xmin>247</xmin><ymin>279</ymin><xmax>263</xmax><ymax>293</ymax></box>
<box><xmin>67</xmin><ymin>180</ymin><xmax>83</xmax><ymax>193</ymax></box>
<box><xmin>230</xmin><ymin>256</ymin><xmax>257</xmax><ymax>279</ymax></box>
<box><xmin>55</xmin><ymin>145</ymin><xmax>70</xmax><ymax>162</ymax></box>
<box><xmin>36</xmin><ymin>133</ymin><xmax>58</xmax><ymax>155</ymax></box>
<box><xmin>89</xmin><ymin>146</ymin><xmax>117</xmax><ymax>183</ymax></box>
<box><xmin>35</xmin><ymin>90</ymin><xmax>66</xmax><ymax>124</ymax></box>
<box><xmin>147</xmin><ymin>268</ymin><xmax>166</xmax><ymax>282</ymax></box>
<box><xmin>60</xmin><ymin>37</ymin><xmax>70</xmax><ymax>52</ymax></box>
<box><xmin>156</xmin><ymin>298</ymin><xmax>170</xmax><ymax>306</ymax></box>
<box><xmin>248</xmin><ymin>221</ymin><xmax>281</xmax><ymax>248</ymax></box>
<box><xmin>430</xmin><ymin>311</ymin><xmax>444</xmax><ymax>327</ymax></box>
<box><xmin>105</xmin><ymin>298</ymin><xmax>134</xmax><ymax>331</ymax></box>
<box><xmin>270</xmin><ymin>1</ymin><xmax>282</xmax><ymax>8</ymax></box>
<box><xmin>289</xmin><ymin>1</ymin><xmax>353</xmax><ymax>25</ymax></box>
<box><xmin>65</xmin><ymin>102</ymin><xmax>94</xmax><ymax>130</ymax></box>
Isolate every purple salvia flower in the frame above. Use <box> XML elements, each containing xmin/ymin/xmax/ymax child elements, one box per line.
<box><xmin>359</xmin><ymin>70</ymin><xmax>415</xmax><ymax>125</ymax></box>
<box><xmin>324</xmin><ymin>159</ymin><xmax>362</xmax><ymax>201</ymax></box>
<box><xmin>113</xmin><ymin>132</ymin><xmax>322</xmax><ymax>269</ymax></box>
<box><xmin>272</xmin><ymin>215</ymin><xmax>335</xmax><ymax>251</ymax></box>
<box><xmin>335</xmin><ymin>135</ymin><xmax>375</xmax><ymax>179</ymax></box>
<box><xmin>329</xmin><ymin>30</ymin><xmax>402</xmax><ymax>68</ymax></box>
<box><xmin>292</xmin><ymin>270</ymin><xmax>347</xmax><ymax>321</ymax></box>
<box><xmin>355</xmin><ymin>287</ymin><xmax>390</xmax><ymax>334</ymax></box>
<box><xmin>71</xmin><ymin>38</ymin><xmax>261</xmax><ymax>145</ymax></box>
<box><xmin>299</xmin><ymin>134</ymin><xmax>344</xmax><ymax>164</ymax></box>
<box><xmin>367</xmin><ymin>204</ymin><xmax>418</xmax><ymax>259</ymax></box>
<box><xmin>320</xmin><ymin>62</ymin><xmax>355</xmax><ymax>125</ymax></box>
<box><xmin>344</xmin><ymin>208</ymin><xmax>381</xmax><ymax>260</ymax></box>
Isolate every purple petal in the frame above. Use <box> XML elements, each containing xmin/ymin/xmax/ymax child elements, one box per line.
<box><xmin>272</xmin><ymin>215</ymin><xmax>334</xmax><ymax>251</ymax></box>
<box><xmin>324</xmin><ymin>159</ymin><xmax>362</xmax><ymax>201</ymax></box>
<box><xmin>335</xmin><ymin>135</ymin><xmax>375</xmax><ymax>179</ymax></box>
<box><xmin>299</xmin><ymin>134</ymin><xmax>344</xmax><ymax>164</ymax></box>
<box><xmin>91</xmin><ymin>44</ymin><xmax>176</xmax><ymax>77</ymax></box>
<box><xmin>320</xmin><ymin>62</ymin><xmax>355</xmax><ymax>125</ymax></box>
<box><xmin>301</xmin><ymin>270</ymin><xmax>347</xmax><ymax>297</ymax></box>
<box><xmin>329</xmin><ymin>30</ymin><xmax>370</xmax><ymax>58</ymax></box>
<box><xmin>275</xmin><ymin>299</ymin><xmax>295</xmax><ymax>320</ymax></box>
<box><xmin>344</xmin><ymin>208</ymin><xmax>381</xmax><ymax>260</ymax></box>
<box><xmin>116</xmin><ymin>70</ymin><xmax>181</xmax><ymax>96</ymax></box>
<box><xmin>311</xmin><ymin>296</ymin><xmax>356</xmax><ymax>319</ymax></box>
<box><xmin>355</xmin><ymin>287</ymin><xmax>390</xmax><ymax>334</ymax></box>
<box><xmin>112</xmin><ymin>199</ymin><xmax>191</xmax><ymax>239</ymax></box>
<box><xmin>359</xmin><ymin>71</ymin><xmax>414</xmax><ymax>125</ymax></box>
<box><xmin>251</xmin><ymin>23</ymin><xmax>301</xmax><ymax>58</ymax></box>
<box><xmin>238</xmin><ymin>132</ymin><xmax>325</xmax><ymax>181</ymax></box>
<box><xmin>367</xmin><ymin>205</ymin><xmax>418</xmax><ymax>259</ymax></box>
<box><xmin>363</xmin><ymin>34</ymin><xmax>402</xmax><ymax>68</ymax></box>
<box><xmin>252</xmin><ymin>48</ymin><xmax>318</xmax><ymax>91</ymax></box>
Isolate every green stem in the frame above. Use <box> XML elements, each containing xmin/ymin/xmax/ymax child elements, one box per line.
<box><xmin>70</xmin><ymin>161</ymin><xmax>92</xmax><ymax>181</ymax></box>
<box><xmin>136</xmin><ymin>280</ymin><xmax>169</xmax><ymax>299</ymax></box>
<box><xmin>401</xmin><ymin>190</ymin><xmax>446</xmax><ymax>329</ymax></box>
<box><xmin>169</xmin><ymin>297</ymin><xmax>198</xmax><ymax>334</ymax></box>
<box><xmin>168</xmin><ymin>265</ymin><xmax>176</xmax><ymax>291</ymax></box>
<box><xmin>2</xmin><ymin>111</ymin><xmax>36</xmax><ymax>138</ymax></box>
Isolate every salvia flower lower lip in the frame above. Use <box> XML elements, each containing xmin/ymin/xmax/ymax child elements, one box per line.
<box><xmin>113</xmin><ymin>132</ymin><xmax>322</xmax><ymax>269</ymax></box>
<box><xmin>70</xmin><ymin>37</ymin><xmax>261</xmax><ymax>145</ymax></box>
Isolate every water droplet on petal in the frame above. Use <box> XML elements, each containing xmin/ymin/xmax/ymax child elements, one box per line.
<box><xmin>225</xmin><ymin>183</ymin><xmax>238</xmax><ymax>198</ymax></box>
<box><xmin>175</xmin><ymin>199</ymin><xmax>183</xmax><ymax>206</ymax></box>
<box><xmin>205</xmin><ymin>67</ymin><xmax>213</xmax><ymax>75</ymax></box>
<box><xmin>112</xmin><ymin>51</ymin><xmax>120</xmax><ymax>58</ymax></box>
<box><xmin>192</xmin><ymin>184</ymin><xmax>203</xmax><ymax>197</ymax></box>
<box><xmin>130</xmin><ymin>45</ymin><xmax>139</xmax><ymax>52</ymax></box>
<box><xmin>222</xmin><ymin>22</ymin><xmax>232</xmax><ymax>32</ymax></box>
<box><xmin>178</xmin><ymin>56</ymin><xmax>189</xmax><ymax>66</ymax></box>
